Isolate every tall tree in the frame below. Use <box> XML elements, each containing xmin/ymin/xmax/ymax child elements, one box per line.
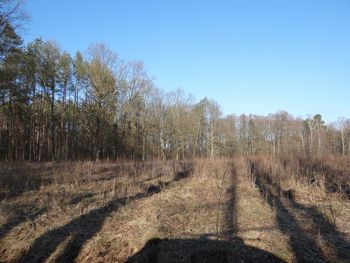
<box><xmin>84</xmin><ymin>43</ymin><xmax>117</xmax><ymax>160</ymax></box>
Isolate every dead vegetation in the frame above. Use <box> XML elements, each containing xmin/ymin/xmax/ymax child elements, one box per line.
<box><xmin>0</xmin><ymin>157</ymin><xmax>349</xmax><ymax>262</ymax></box>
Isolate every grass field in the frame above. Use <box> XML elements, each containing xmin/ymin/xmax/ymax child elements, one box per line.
<box><xmin>0</xmin><ymin>157</ymin><xmax>349</xmax><ymax>262</ymax></box>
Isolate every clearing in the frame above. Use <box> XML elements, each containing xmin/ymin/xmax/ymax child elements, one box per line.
<box><xmin>0</xmin><ymin>158</ymin><xmax>349</xmax><ymax>262</ymax></box>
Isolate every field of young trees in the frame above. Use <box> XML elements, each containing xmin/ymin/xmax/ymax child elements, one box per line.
<box><xmin>1</xmin><ymin>1</ymin><xmax>350</xmax><ymax>263</ymax></box>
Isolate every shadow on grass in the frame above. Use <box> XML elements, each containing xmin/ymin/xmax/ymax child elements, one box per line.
<box><xmin>18</xmin><ymin>195</ymin><xmax>138</xmax><ymax>262</ymax></box>
<box><xmin>290</xmin><ymin>201</ymin><xmax>350</xmax><ymax>261</ymax></box>
<box><xmin>0</xmin><ymin>207</ymin><xmax>47</xmax><ymax>241</ymax></box>
<box><xmin>225</xmin><ymin>163</ymin><xmax>238</xmax><ymax>241</ymax></box>
<box><xmin>126</xmin><ymin>237</ymin><xmax>285</xmax><ymax>263</ymax></box>
<box><xmin>18</xmin><ymin>163</ymin><xmax>194</xmax><ymax>263</ymax></box>
<box><xmin>252</xmin><ymin>159</ymin><xmax>350</xmax><ymax>262</ymax></box>
<box><xmin>68</xmin><ymin>192</ymin><xmax>95</xmax><ymax>205</ymax></box>
<box><xmin>252</xmin><ymin>161</ymin><xmax>327</xmax><ymax>263</ymax></box>
<box><xmin>127</xmin><ymin>162</ymin><xmax>285</xmax><ymax>263</ymax></box>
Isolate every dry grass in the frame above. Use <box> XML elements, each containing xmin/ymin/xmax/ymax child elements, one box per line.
<box><xmin>0</xmin><ymin>157</ymin><xmax>349</xmax><ymax>262</ymax></box>
<box><xmin>248</xmin><ymin>156</ymin><xmax>350</xmax><ymax>262</ymax></box>
<box><xmin>76</xmin><ymin>166</ymin><xmax>225</xmax><ymax>262</ymax></box>
<box><xmin>233</xmin><ymin>158</ymin><xmax>292</xmax><ymax>262</ymax></box>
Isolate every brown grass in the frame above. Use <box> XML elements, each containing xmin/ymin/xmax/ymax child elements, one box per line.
<box><xmin>0</xmin><ymin>157</ymin><xmax>349</xmax><ymax>262</ymax></box>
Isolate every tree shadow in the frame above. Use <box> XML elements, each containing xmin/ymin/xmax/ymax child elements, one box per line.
<box><xmin>0</xmin><ymin>160</ymin><xmax>190</xmax><ymax>203</ymax></box>
<box><xmin>18</xmin><ymin>163</ymin><xmax>194</xmax><ymax>263</ymax></box>
<box><xmin>174</xmin><ymin>161</ymin><xmax>194</xmax><ymax>181</ymax></box>
<box><xmin>278</xmin><ymin>158</ymin><xmax>350</xmax><ymax>260</ymax></box>
<box><xmin>290</xmin><ymin>200</ymin><xmax>350</xmax><ymax>261</ymax></box>
<box><xmin>224</xmin><ymin>163</ymin><xmax>237</xmax><ymax>241</ymax></box>
<box><xmin>127</xmin><ymin>163</ymin><xmax>285</xmax><ymax>263</ymax></box>
<box><xmin>251</xmin><ymin>161</ymin><xmax>327</xmax><ymax>263</ymax></box>
<box><xmin>0</xmin><ymin>206</ymin><xmax>47</xmax><ymax>241</ymax></box>
<box><xmin>18</xmin><ymin>196</ymin><xmax>132</xmax><ymax>262</ymax></box>
<box><xmin>68</xmin><ymin>192</ymin><xmax>95</xmax><ymax>205</ymax></box>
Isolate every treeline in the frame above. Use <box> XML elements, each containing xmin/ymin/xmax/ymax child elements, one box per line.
<box><xmin>1</xmin><ymin>2</ymin><xmax>350</xmax><ymax>161</ymax></box>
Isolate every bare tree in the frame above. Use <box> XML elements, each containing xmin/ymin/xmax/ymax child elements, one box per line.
<box><xmin>336</xmin><ymin>118</ymin><xmax>350</xmax><ymax>156</ymax></box>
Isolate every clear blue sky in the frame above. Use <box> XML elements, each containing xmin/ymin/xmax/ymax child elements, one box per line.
<box><xmin>23</xmin><ymin>0</ymin><xmax>350</xmax><ymax>123</ymax></box>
